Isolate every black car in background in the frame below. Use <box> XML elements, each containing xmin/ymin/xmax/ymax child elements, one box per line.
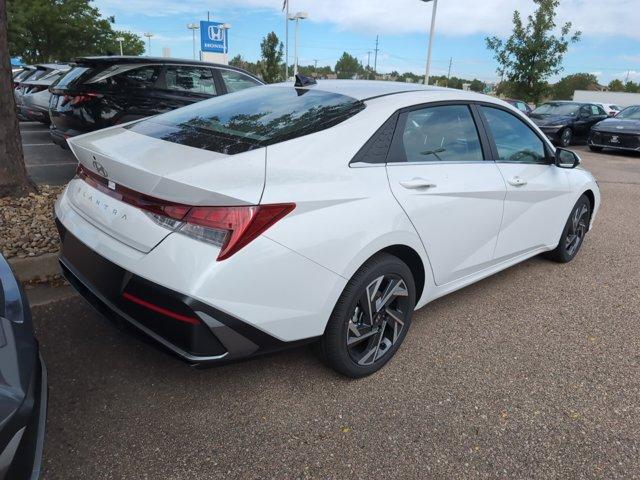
<box><xmin>0</xmin><ymin>255</ymin><xmax>47</xmax><ymax>480</ymax></box>
<box><xmin>505</xmin><ymin>98</ymin><xmax>533</xmax><ymax>116</ymax></box>
<box><xmin>589</xmin><ymin>105</ymin><xmax>640</xmax><ymax>153</ymax></box>
<box><xmin>49</xmin><ymin>56</ymin><xmax>264</xmax><ymax>148</ymax></box>
<box><xmin>530</xmin><ymin>101</ymin><xmax>608</xmax><ymax>147</ymax></box>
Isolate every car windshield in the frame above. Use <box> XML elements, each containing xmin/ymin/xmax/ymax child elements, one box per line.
<box><xmin>532</xmin><ymin>103</ymin><xmax>580</xmax><ymax>116</ymax></box>
<box><xmin>616</xmin><ymin>106</ymin><xmax>640</xmax><ymax>120</ymax></box>
<box><xmin>128</xmin><ymin>86</ymin><xmax>366</xmax><ymax>154</ymax></box>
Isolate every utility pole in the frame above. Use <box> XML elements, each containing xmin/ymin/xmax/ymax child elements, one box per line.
<box><xmin>625</xmin><ymin>70</ymin><xmax>630</xmax><ymax>84</ymax></box>
<box><xmin>366</xmin><ymin>51</ymin><xmax>371</xmax><ymax>70</ymax></box>
<box><xmin>313</xmin><ymin>59</ymin><xmax>318</xmax><ymax>76</ymax></box>
<box><xmin>284</xmin><ymin>1</ymin><xmax>290</xmax><ymax>79</ymax></box>
<box><xmin>446</xmin><ymin>57</ymin><xmax>452</xmax><ymax>86</ymax></box>
<box><xmin>143</xmin><ymin>32</ymin><xmax>153</xmax><ymax>56</ymax></box>
<box><xmin>373</xmin><ymin>35</ymin><xmax>379</xmax><ymax>73</ymax></box>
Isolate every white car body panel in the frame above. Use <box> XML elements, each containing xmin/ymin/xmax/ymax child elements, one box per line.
<box><xmin>54</xmin><ymin>80</ymin><xmax>601</xmax><ymax>358</ymax></box>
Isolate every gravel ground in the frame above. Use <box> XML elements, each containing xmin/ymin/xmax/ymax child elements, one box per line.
<box><xmin>0</xmin><ymin>185</ymin><xmax>63</xmax><ymax>258</ymax></box>
<box><xmin>32</xmin><ymin>146</ymin><xmax>640</xmax><ymax>479</ymax></box>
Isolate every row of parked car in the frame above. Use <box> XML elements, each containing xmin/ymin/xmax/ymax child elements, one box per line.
<box><xmin>505</xmin><ymin>98</ymin><xmax>639</xmax><ymax>153</ymax></box>
<box><xmin>12</xmin><ymin>56</ymin><xmax>264</xmax><ymax>146</ymax></box>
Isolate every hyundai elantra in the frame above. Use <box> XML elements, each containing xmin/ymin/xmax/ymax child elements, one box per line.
<box><xmin>55</xmin><ymin>77</ymin><xmax>600</xmax><ymax>377</ymax></box>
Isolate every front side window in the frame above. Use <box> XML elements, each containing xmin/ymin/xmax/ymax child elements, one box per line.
<box><xmin>165</xmin><ymin>66</ymin><xmax>216</xmax><ymax>95</ymax></box>
<box><xmin>481</xmin><ymin>106</ymin><xmax>547</xmax><ymax>164</ymax></box>
<box><xmin>400</xmin><ymin>105</ymin><xmax>483</xmax><ymax>162</ymax></box>
<box><xmin>220</xmin><ymin>70</ymin><xmax>261</xmax><ymax>93</ymax></box>
<box><xmin>127</xmin><ymin>86</ymin><xmax>365</xmax><ymax>154</ymax></box>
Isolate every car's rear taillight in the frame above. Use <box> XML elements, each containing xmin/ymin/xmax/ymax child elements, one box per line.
<box><xmin>76</xmin><ymin>164</ymin><xmax>294</xmax><ymax>260</ymax></box>
<box><xmin>62</xmin><ymin>92</ymin><xmax>98</xmax><ymax>106</ymax></box>
<box><xmin>181</xmin><ymin>204</ymin><xmax>296</xmax><ymax>260</ymax></box>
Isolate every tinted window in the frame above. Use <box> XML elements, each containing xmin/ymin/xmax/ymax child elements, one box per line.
<box><xmin>533</xmin><ymin>103</ymin><xmax>580</xmax><ymax>116</ymax></box>
<box><xmin>29</xmin><ymin>69</ymin><xmax>49</xmax><ymax>81</ymax></box>
<box><xmin>114</xmin><ymin>66</ymin><xmax>160</xmax><ymax>89</ymax></box>
<box><xmin>220</xmin><ymin>70</ymin><xmax>261</xmax><ymax>93</ymax></box>
<box><xmin>617</xmin><ymin>106</ymin><xmax>640</xmax><ymax>120</ymax></box>
<box><xmin>55</xmin><ymin>66</ymin><xmax>90</xmax><ymax>88</ymax></box>
<box><xmin>399</xmin><ymin>105</ymin><xmax>483</xmax><ymax>162</ymax></box>
<box><xmin>165</xmin><ymin>66</ymin><xmax>216</xmax><ymax>95</ymax></box>
<box><xmin>128</xmin><ymin>86</ymin><xmax>365</xmax><ymax>154</ymax></box>
<box><xmin>591</xmin><ymin>105</ymin><xmax>605</xmax><ymax>116</ymax></box>
<box><xmin>481</xmin><ymin>106</ymin><xmax>547</xmax><ymax>164</ymax></box>
<box><xmin>516</xmin><ymin>102</ymin><xmax>528</xmax><ymax>112</ymax></box>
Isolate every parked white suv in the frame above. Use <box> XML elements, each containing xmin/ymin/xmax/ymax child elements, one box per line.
<box><xmin>55</xmin><ymin>79</ymin><xmax>599</xmax><ymax>377</ymax></box>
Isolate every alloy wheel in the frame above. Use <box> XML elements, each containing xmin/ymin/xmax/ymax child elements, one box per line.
<box><xmin>565</xmin><ymin>203</ymin><xmax>589</xmax><ymax>256</ymax></box>
<box><xmin>561</xmin><ymin>129</ymin><xmax>572</xmax><ymax>147</ymax></box>
<box><xmin>346</xmin><ymin>275</ymin><xmax>411</xmax><ymax>366</ymax></box>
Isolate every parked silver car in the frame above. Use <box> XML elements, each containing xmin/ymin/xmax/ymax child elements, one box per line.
<box><xmin>15</xmin><ymin>64</ymin><xmax>70</xmax><ymax>123</ymax></box>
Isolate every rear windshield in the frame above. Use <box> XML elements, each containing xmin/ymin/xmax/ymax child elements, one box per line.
<box><xmin>54</xmin><ymin>66</ymin><xmax>90</xmax><ymax>89</ymax></box>
<box><xmin>127</xmin><ymin>86</ymin><xmax>366</xmax><ymax>154</ymax></box>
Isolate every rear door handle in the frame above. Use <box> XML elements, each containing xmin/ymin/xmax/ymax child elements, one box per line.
<box><xmin>508</xmin><ymin>177</ymin><xmax>527</xmax><ymax>187</ymax></box>
<box><xmin>399</xmin><ymin>178</ymin><xmax>437</xmax><ymax>189</ymax></box>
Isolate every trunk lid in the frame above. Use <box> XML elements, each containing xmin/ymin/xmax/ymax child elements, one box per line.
<box><xmin>66</xmin><ymin>126</ymin><xmax>266</xmax><ymax>252</ymax></box>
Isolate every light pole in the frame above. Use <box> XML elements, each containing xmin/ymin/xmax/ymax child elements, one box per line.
<box><xmin>116</xmin><ymin>36</ymin><xmax>125</xmax><ymax>56</ymax></box>
<box><xmin>288</xmin><ymin>12</ymin><xmax>308</xmax><ymax>76</ymax></box>
<box><xmin>143</xmin><ymin>32</ymin><xmax>154</xmax><ymax>56</ymax></box>
<box><xmin>219</xmin><ymin>23</ymin><xmax>231</xmax><ymax>63</ymax></box>
<box><xmin>420</xmin><ymin>0</ymin><xmax>438</xmax><ymax>85</ymax></box>
<box><xmin>187</xmin><ymin>23</ymin><xmax>199</xmax><ymax>60</ymax></box>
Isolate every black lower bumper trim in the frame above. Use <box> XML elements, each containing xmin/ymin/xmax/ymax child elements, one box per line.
<box><xmin>56</xmin><ymin>218</ymin><xmax>316</xmax><ymax>364</ymax></box>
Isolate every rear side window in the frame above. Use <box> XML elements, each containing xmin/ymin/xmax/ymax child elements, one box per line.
<box><xmin>164</xmin><ymin>66</ymin><xmax>216</xmax><ymax>95</ymax></box>
<box><xmin>127</xmin><ymin>86</ymin><xmax>365</xmax><ymax>154</ymax></box>
<box><xmin>398</xmin><ymin>105</ymin><xmax>484</xmax><ymax>163</ymax></box>
<box><xmin>481</xmin><ymin>106</ymin><xmax>547</xmax><ymax>164</ymax></box>
<box><xmin>220</xmin><ymin>70</ymin><xmax>261</xmax><ymax>93</ymax></box>
<box><xmin>55</xmin><ymin>66</ymin><xmax>90</xmax><ymax>88</ymax></box>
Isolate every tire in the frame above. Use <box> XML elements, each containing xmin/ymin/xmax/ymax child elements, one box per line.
<box><xmin>589</xmin><ymin>145</ymin><xmax>603</xmax><ymax>152</ymax></box>
<box><xmin>559</xmin><ymin>128</ymin><xmax>573</xmax><ymax>147</ymax></box>
<box><xmin>319</xmin><ymin>253</ymin><xmax>416</xmax><ymax>378</ymax></box>
<box><xmin>545</xmin><ymin>195</ymin><xmax>591</xmax><ymax>263</ymax></box>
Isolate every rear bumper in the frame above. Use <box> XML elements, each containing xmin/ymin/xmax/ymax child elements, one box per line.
<box><xmin>56</xmin><ymin>218</ymin><xmax>324</xmax><ymax>365</ymax></box>
<box><xmin>20</xmin><ymin>105</ymin><xmax>49</xmax><ymax>123</ymax></box>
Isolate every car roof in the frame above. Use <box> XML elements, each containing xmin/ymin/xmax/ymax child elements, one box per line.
<box><xmin>269</xmin><ymin>79</ymin><xmax>444</xmax><ymax>101</ymax></box>
<box><xmin>36</xmin><ymin>63</ymin><xmax>70</xmax><ymax>71</ymax></box>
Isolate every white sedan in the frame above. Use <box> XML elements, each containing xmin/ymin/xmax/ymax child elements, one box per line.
<box><xmin>54</xmin><ymin>78</ymin><xmax>599</xmax><ymax>377</ymax></box>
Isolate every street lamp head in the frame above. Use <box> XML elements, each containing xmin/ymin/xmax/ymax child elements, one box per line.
<box><xmin>143</xmin><ymin>32</ymin><xmax>154</xmax><ymax>38</ymax></box>
<box><xmin>289</xmin><ymin>11</ymin><xmax>308</xmax><ymax>20</ymax></box>
<box><xmin>186</xmin><ymin>23</ymin><xmax>199</xmax><ymax>30</ymax></box>
<box><xmin>116</xmin><ymin>37</ymin><xmax>125</xmax><ymax>42</ymax></box>
<box><xmin>221</xmin><ymin>23</ymin><xmax>232</xmax><ymax>29</ymax></box>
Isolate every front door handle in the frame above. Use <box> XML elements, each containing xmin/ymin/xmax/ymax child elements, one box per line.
<box><xmin>400</xmin><ymin>178</ymin><xmax>437</xmax><ymax>189</ymax></box>
<box><xmin>508</xmin><ymin>177</ymin><xmax>527</xmax><ymax>187</ymax></box>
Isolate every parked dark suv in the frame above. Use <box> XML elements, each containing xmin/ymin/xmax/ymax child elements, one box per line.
<box><xmin>530</xmin><ymin>101</ymin><xmax>608</xmax><ymax>147</ymax></box>
<box><xmin>49</xmin><ymin>56</ymin><xmax>263</xmax><ymax>148</ymax></box>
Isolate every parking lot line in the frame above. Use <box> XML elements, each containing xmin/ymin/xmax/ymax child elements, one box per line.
<box><xmin>23</xmin><ymin>143</ymin><xmax>55</xmax><ymax>147</ymax></box>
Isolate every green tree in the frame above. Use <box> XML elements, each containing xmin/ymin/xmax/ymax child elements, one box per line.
<box><xmin>485</xmin><ymin>0</ymin><xmax>581</xmax><ymax>103</ymax></box>
<box><xmin>230</xmin><ymin>54</ymin><xmax>261</xmax><ymax>77</ymax></box>
<box><xmin>624</xmin><ymin>81</ymin><xmax>639</xmax><ymax>93</ymax></box>
<box><xmin>469</xmin><ymin>79</ymin><xmax>486</xmax><ymax>92</ymax></box>
<box><xmin>608</xmin><ymin>79</ymin><xmax>625</xmax><ymax>92</ymax></box>
<box><xmin>8</xmin><ymin>0</ymin><xmax>142</xmax><ymax>62</ymax></box>
<box><xmin>551</xmin><ymin>73</ymin><xmax>597</xmax><ymax>100</ymax></box>
<box><xmin>258</xmin><ymin>32</ymin><xmax>283</xmax><ymax>83</ymax></box>
<box><xmin>1</xmin><ymin>0</ymin><xmax>34</xmax><ymax>196</ymax></box>
<box><xmin>335</xmin><ymin>52</ymin><xmax>363</xmax><ymax>79</ymax></box>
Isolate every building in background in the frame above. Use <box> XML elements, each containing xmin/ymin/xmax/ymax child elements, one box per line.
<box><xmin>573</xmin><ymin>90</ymin><xmax>640</xmax><ymax>108</ymax></box>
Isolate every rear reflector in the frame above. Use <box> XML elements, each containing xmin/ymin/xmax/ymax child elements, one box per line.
<box><xmin>122</xmin><ymin>292</ymin><xmax>200</xmax><ymax>325</ymax></box>
<box><xmin>62</xmin><ymin>92</ymin><xmax>98</xmax><ymax>106</ymax></box>
<box><xmin>76</xmin><ymin>164</ymin><xmax>295</xmax><ymax>260</ymax></box>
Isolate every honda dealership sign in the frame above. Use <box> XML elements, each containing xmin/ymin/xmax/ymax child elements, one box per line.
<box><xmin>200</xmin><ymin>21</ymin><xmax>228</xmax><ymax>54</ymax></box>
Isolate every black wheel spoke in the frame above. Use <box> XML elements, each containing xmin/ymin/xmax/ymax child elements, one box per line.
<box><xmin>564</xmin><ymin>203</ymin><xmax>590</xmax><ymax>257</ymax></box>
<box><xmin>347</xmin><ymin>274</ymin><xmax>411</xmax><ymax>366</ymax></box>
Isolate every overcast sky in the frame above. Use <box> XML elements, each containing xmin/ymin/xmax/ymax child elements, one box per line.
<box><xmin>96</xmin><ymin>0</ymin><xmax>640</xmax><ymax>83</ymax></box>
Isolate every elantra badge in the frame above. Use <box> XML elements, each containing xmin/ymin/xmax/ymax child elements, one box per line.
<box><xmin>611</xmin><ymin>136</ymin><xmax>620</xmax><ymax>143</ymax></box>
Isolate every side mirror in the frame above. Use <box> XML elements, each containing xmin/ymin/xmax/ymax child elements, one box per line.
<box><xmin>555</xmin><ymin>148</ymin><xmax>580</xmax><ymax>169</ymax></box>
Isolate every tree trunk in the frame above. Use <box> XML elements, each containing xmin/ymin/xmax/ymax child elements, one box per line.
<box><xmin>0</xmin><ymin>0</ymin><xmax>35</xmax><ymax>197</ymax></box>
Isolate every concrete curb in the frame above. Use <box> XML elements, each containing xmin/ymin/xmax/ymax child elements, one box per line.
<box><xmin>8</xmin><ymin>252</ymin><xmax>61</xmax><ymax>283</ymax></box>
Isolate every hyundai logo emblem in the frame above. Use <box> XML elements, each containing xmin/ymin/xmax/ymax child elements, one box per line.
<box><xmin>92</xmin><ymin>159</ymin><xmax>108</xmax><ymax>178</ymax></box>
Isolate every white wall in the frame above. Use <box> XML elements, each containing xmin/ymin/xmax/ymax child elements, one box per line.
<box><xmin>573</xmin><ymin>90</ymin><xmax>640</xmax><ymax>108</ymax></box>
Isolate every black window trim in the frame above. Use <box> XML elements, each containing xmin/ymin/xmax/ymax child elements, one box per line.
<box><xmin>475</xmin><ymin>101</ymin><xmax>556</xmax><ymax>165</ymax></box>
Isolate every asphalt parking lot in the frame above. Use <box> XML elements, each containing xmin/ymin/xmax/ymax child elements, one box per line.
<box><xmin>27</xmin><ymin>134</ymin><xmax>640</xmax><ymax>478</ymax></box>
<box><xmin>21</xmin><ymin>121</ymin><xmax>76</xmax><ymax>185</ymax></box>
